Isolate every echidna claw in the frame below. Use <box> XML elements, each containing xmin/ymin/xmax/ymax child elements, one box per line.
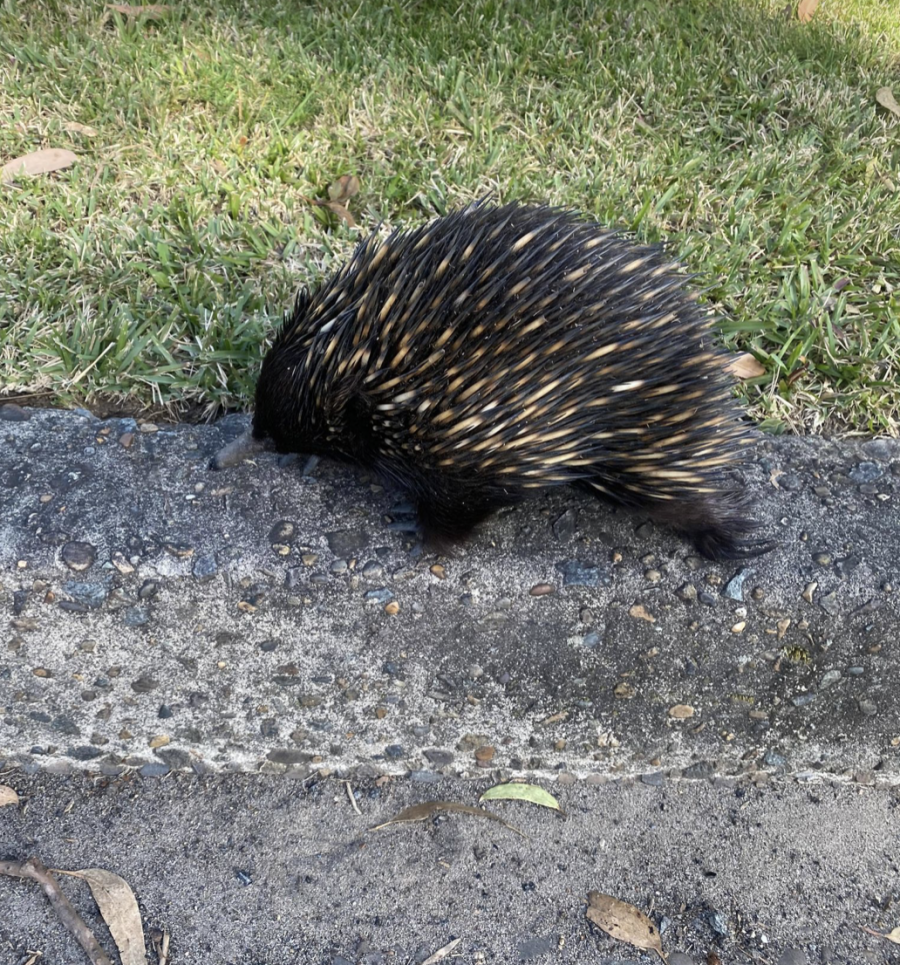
<box><xmin>388</xmin><ymin>501</ymin><xmax>417</xmax><ymax>516</ymax></box>
<box><xmin>386</xmin><ymin>519</ymin><xmax>421</xmax><ymax>534</ymax></box>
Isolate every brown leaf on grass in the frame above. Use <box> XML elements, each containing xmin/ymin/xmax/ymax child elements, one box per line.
<box><xmin>370</xmin><ymin>800</ymin><xmax>526</xmax><ymax>838</ymax></box>
<box><xmin>323</xmin><ymin>202</ymin><xmax>356</xmax><ymax>227</ymax></box>
<box><xmin>586</xmin><ymin>892</ymin><xmax>667</xmax><ymax>962</ymax></box>
<box><xmin>875</xmin><ymin>88</ymin><xmax>900</xmax><ymax>118</ymax></box>
<box><xmin>301</xmin><ymin>175</ymin><xmax>361</xmax><ymax>228</ymax></box>
<box><xmin>725</xmin><ymin>352</ymin><xmax>766</xmax><ymax>380</ymax></box>
<box><xmin>64</xmin><ymin>122</ymin><xmax>98</xmax><ymax>137</ymax></box>
<box><xmin>0</xmin><ymin>785</ymin><xmax>19</xmax><ymax>807</ymax></box>
<box><xmin>797</xmin><ymin>0</ymin><xmax>820</xmax><ymax>23</ymax></box>
<box><xmin>328</xmin><ymin>174</ymin><xmax>360</xmax><ymax>203</ymax></box>
<box><xmin>1</xmin><ymin>149</ymin><xmax>78</xmax><ymax>184</ymax></box>
<box><xmin>102</xmin><ymin>3</ymin><xmax>172</xmax><ymax>24</ymax></box>
<box><xmin>57</xmin><ymin>868</ymin><xmax>147</xmax><ymax>965</ymax></box>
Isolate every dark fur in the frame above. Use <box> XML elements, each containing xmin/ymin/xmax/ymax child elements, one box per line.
<box><xmin>252</xmin><ymin>202</ymin><xmax>772</xmax><ymax>560</ymax></box>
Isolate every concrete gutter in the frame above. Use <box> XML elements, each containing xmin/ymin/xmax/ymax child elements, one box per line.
<box><xmin>1</xmin><ymin>406</ymin><xmax>898</xmax><ymax>784</ymax></box>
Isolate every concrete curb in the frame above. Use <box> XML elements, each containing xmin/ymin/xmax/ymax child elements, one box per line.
<box><xmin>1</xmin><ymin>407</ymin><xmax>898</xmax><ymax>783</ymax></box>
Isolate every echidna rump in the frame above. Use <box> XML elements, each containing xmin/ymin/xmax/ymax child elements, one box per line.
<box><xmin>213</xmin><ymin>201</ymin><xmax>772</xmax><ymax>560</ymax></box>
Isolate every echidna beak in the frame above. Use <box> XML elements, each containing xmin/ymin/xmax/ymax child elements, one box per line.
<box><xmin>209</xmin><ymin>430</ymin><xmax>266</xmax><ymax>471</ymax></box>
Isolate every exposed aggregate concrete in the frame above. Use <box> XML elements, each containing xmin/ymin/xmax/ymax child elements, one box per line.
<box><xmin>0</xmin><ymin>407</ymin><xmax>898</xmax><ymax>783</ymax></box>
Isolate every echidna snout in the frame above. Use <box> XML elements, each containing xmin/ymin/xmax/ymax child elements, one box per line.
<box><xmin>215</xmin><ymin>201</ymin><xmax>774</xmax><ymax>561</ymax></box>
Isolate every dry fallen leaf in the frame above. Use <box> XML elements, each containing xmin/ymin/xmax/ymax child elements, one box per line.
<box><xmin>725</xmin><ymin>352</ymin><xmax>765</xmax><ymax>380</ymax></box>
<box><xmin>58</xmin><ymin>868</ymin><xmax>147</xmax><ymax>965</ymax></box>
<box><xmin>1</xmin><ymin>149</ymin><xmax>78</xmax><ymax>184</ymax></box>
<box><xmin>860</xmin><ymin>924</ymin><xmax>900</xmax><ymax>944</ymax></box>
<box><xmin>302</xmin><ymin>175</ymin><xmax>361</xmax><ymax>228</ymax></box>
<box><xmin>480</xmin><ymin>782</ymin><xmax>564</xmax><ymax>814</ymax></box>
<box><xmin>64</xmin><ymin>122</ymin><xmax>98</xmax><ymax>137</ymax></box>
<box><xmin>324</xmin><ymin>202</ymin><xmax>356</xmax><ymax>227</ymax></box>
<box><xmin>0</xmin><ymin>785</ymin><xmax>19</xmax><ymax>807</ymax></box>
<box><xmin>0</xmin><ymin>857</ymin><xmax>113</xmax><ymax>965</ymax></box>
<box><xmin>328</xmin><ymin>174</ymin><xmax>360</xmax><ymax>203</ymax></box>
<box><xmin>797</xmin><ymin>0</ymin><xmax>819</xmax><ymax>22</ymax></box>
<box><xmin>370</xmin><ymin>800</ymin><xmax>526</xmax><ymax>838</ymax></box>
<box><xmin>586</xmin><ymin>892</ymin><xmax>667</xmax><ymax>962</ymax></box>
<box><xmin>875</xmin><ymin>87</ymin><xmax>900</xmax><ymax>118</ymax></box>
<box><xmin>420</xmin><ymin>937</ymin><xmax>461</xmax><ymax>964</ymax></box>
<box><xmin>102</xmin><ymin>3</ymin><xmax>172</xmax><ymax>23</ymax></box>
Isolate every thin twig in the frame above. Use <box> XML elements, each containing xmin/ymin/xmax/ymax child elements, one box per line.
<box><xmin>0</xmin><ymin>858</ymin><xmax>113</xmax><ymax>965</ymax></box>
<box><xmin>421</xmin><ymin>937</ymin><xmax>461</xmax><ymax>964</ymax></box>
<box><xmin>342</xmin><ymin>780</ymin><xmax>362</xmax><ymax>815</ymax></box>
<box><xmin>151</xmin><ymin>926</ymin><xmax>171</xmax><ymax>965</ymax></box>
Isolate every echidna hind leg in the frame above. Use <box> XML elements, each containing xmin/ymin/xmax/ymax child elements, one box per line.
<box><xmin>648</xmin><ymin>494</ymin><xmax>775</xmax><ymax>561</ymax></box>
<box><xmin>580</xmin><ymin>480</ymin><xmax>774</xmax><ymax>561</ymax></box>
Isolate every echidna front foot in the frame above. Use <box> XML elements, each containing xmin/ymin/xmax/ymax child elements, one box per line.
<box><xmin>414</xmin><ymin>492</ymin><xmax>514</xmax><ymax>553</ymax></box>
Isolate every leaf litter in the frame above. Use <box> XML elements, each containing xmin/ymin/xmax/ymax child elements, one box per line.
<box><xmin>479</xmin><ymin>782</ymin><xmax>564</xmax><ymax>815</ymax></box>
<box><xmin>370</xmin><ymin>800</ymin><xmax>526</xmax><ymax>838</ymax></box>
<box><xmin>586</xmin><ymin>891</ymin><xmax>667</xmax><ymax>962</ymax></box>
<box><xmin>1</xmin><ymin>149</ymin><xmax>78</xmax><ymax>184</ymax></box>
<box><xmin>0</xmin><ymin>856</ymin><xmax>149</xmax><ymax>965</ymax></box>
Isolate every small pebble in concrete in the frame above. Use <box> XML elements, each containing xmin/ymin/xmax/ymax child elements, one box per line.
<box><xmin>62</xmin><ymin>581</ymin><xmax>108</xmax><ymax>608</ymax></box>
<box><xmin>682</xmin><ymin>761</ymin><xmax>716</xmax><ymax>780</ymax></box>
<box><xmin>424</xmin><ymin>749</ymin><xmax>453</xmax><ymax>766</ymax></box>
<box><xmin>835</xmin><ymin>555</ymin><xmax>860</xmax><ymax>578</ymax></box>
<box><xmin>557</xmin><ymin>560</ymin><xmax>607</xmax><ymax>587</ymax></box>
<box><xmin>552</xmin><ymin>509</ymin><xmax>578</xmax><ymax>542</ymax></box>
<box><xmin>640</xmin><ymin>771</ymin><xmax>665</xmax><ymax>787</ymax></box>
<box><xmin>61</xmin><ymin>541</ymin><xmax>96</xmax><ymax>572</ymax></box>
<box><xmin>365</xmin><ymin>588</ymin><xmax>393</xmax><ymax>604</ymax></box>
<box><xmin>849</xmin><ymin>462</ymin><xmax>882</xmax><ymax>484</ymax></box>
<box><xmin>706</xmin><ymin>909</ymin><xmax>729</xmax><ymax>938</ymax></box>
<box><xmin>138</xmin><ymin>579</ymin><xmax>159</xmax><ymax>600</ymax></box>
<box><xmin>192</xmin><ymin>554</ymin><xmax>218</xmax><ymax>582</ymax></box>
<box><xmin>123</xmin><ymin>606</ymin><xmax>150</xmax><ymax>626</ymax></box>
<box><xmin>723</xmin><ymin>568</ymin><xmax>753</xmax><ymax>601</ymax></box>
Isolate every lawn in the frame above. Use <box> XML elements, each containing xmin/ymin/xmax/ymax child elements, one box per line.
<box><xmin>1</xmin><ymin>0</ymin><xmax>898</xmax><ymax>433</ymax></box>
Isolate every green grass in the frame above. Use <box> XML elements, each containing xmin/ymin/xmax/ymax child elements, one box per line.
<box><xmin>1</xmin><ymin>0</ymin><xmax>899</xmax><ymax>433</ymax></box>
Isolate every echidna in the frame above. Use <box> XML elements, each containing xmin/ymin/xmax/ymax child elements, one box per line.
<box><xmin>213</xmin><ymin>201</ymin><xmax>773</xmax><ymax>560</ymax></box>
